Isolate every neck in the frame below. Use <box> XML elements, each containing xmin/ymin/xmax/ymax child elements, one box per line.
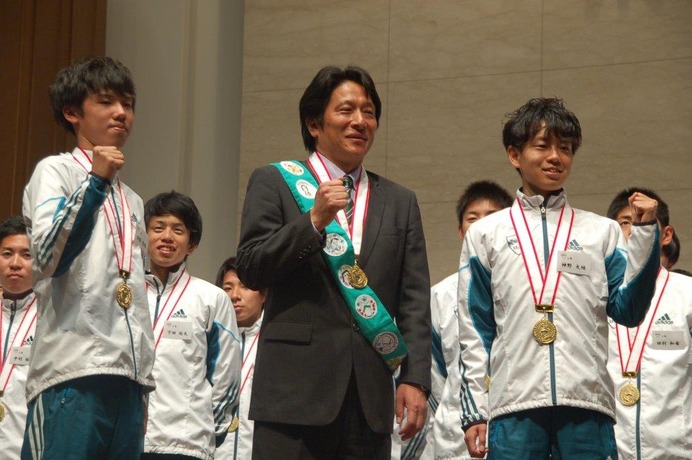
<box><xmin>238</xmin><ymin>311</ymin><xmax>262</xmax><ymax>328</ymax></box>
<box><xmin>522</xmin><ymin>187</ymin><xmax>562</xmax><ymax>202</ymax></box>
<box><xmin>151</xmin><ymin>264</ymin><xmax>182</xmax><ymax>285</ymax></box>
<box><xmin>315</xmin><ymin>151</ymin><xmax>361</xmax><ymax>175</ymax></box>
<box><xmin>2</xmin><ymin>289</ymin><xmax>33</xmax><ymax>301</ymax></box>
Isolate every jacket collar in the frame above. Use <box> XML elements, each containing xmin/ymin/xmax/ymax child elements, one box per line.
<box><xmin>146</xmin><ymin>262</ymin><xmax>188</xmax><ymax>293</ymax></box>
<box><xmin>239</xmin><ymin>310</ymin><xmax>264</xmax><ymax>336</ymax></box>
<box><xmin>517</xmin><ymin>188</ymin><xmax>567</xmax><ymax>210</ymax></box>
<box><xmin>2</xmin><ymin>291</ymin><xmax>36</xmax><ymax>314</ymax></box>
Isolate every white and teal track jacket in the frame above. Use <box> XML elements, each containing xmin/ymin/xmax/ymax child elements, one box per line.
<box><xmin>457</xmin><ymin>190</ymin><xmax>659</xmax><ymax>427</ymax></box>
<box><xmin>144</xmin><ymin>263</ymin><xmax>241</xmax><ymax>460</ymax></box>
<box><xmin>22</xmin><ymin>149</ymin><xmax>155</xmax><ymax>402</ymax></box>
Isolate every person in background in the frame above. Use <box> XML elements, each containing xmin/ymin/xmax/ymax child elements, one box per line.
<box><xmin>661</xmin><ymin>232</ymin><xmax>680</xmax><ymax>269</ymax></box>
<box><xmin>606</xmin><ymin>187</ymin><xmax>691</xmax><ymax>459</ymax></box>
<box><xmin>0</xmin><ymin>216</ymin><xmax>38</xmax><ymax>459</ymax></box>
<box><xmin>142</xmin><ymin>191</ymin><xmax>241</xmax><ymax>460</ymax></box>
<box><xmin>214</xmin><ymin>256</ymin><xmax>267</xmax><ymax>460</ymax></box>
<box><xmin>391</xmin><ymin>180</ymin><xmax>512</xmax><ymax>460</ymax></box>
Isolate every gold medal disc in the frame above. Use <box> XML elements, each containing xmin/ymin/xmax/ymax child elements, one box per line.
<box><xmin>532</xmin><ymin>317</ymin><xmax>557</xmax><ymax>344</ymax></box>
<box><xmin>0</xmin><ymin>403</ymin><xmax>5</xmax><ymax>422</ymax></box>
<box><xmin>229</xmin><ymin>415</ymin><xmax>240</xmax><ymax>432</ymax></box>
<box><xmin>116</xmin><ymin>282</ymin><xmax>132</xmax><ymax>309</ymax></box>
<box><xmin>618</xmin><ymin>382</ymin><xmax>640</xmax><ymax>406</ymax></box>
<box><xmin>347</xmin><ymin>264</ymin><xmax>368</xmax><ymax>289</ymax></box>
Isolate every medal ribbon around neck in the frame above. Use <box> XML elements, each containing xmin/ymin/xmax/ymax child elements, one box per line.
<box><xmin>240</xmin><ymin>332</ymin><xmax>260</xmax><ymax>393</ymax></box>
<box><xmin>0</xmin><ymin>294</ymin><xmax>38</xmax><ymax>393</ymax></box>
<box><xmin>272</xmin><ymin>159</ymin><xmax>407</xmax><ymax>372</ymax></box>
<box><xmin>510</xmin><ymin>199</ymin><xmax>575</xmax><ymax>311</ymax></box>
<box><xmin>230</xmin><ymin>333</ymin><xmax>260</xmax><ymax>432</ymax></box>
<box><xmin>73</xmin><ymin>149</ymin><xmax>134</xmax><ymax>281</ymax></box>
<box><xmin>149</xmin><ymin>269</ymin><xmax>192</xmax><ymax>347</ymax></box>
<box><xmin>309</xmin><ymin>152</ymin><xmax>369</xmax><ymax>255</ymax></box>
<box><xmin>615</xmin><ymin>268</ymin><xmax>669</xmax><ymax>378</ymax></box>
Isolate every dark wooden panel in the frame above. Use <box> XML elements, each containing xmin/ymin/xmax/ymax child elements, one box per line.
<box><xmin>0</xmin><ymin>0</ymin><xmax>105</xmax><ymax>219</ymax></box>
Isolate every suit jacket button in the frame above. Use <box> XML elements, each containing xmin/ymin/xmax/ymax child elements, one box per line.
<box><xmin>352</xmin><ymin>322</ymin><xmax>360</xmax><ymax>332</ymax></box>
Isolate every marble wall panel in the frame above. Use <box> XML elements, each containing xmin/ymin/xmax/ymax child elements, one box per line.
<box><xmin>238</xmin><ymin>88</ymin><xmax>305</xmax><ymax>206</ymax></box>
<box><xmin>242</xmin><ymin>0</ymin><xmax>390</xmax><ymax>92</ymax></box>
<box><xmin>238</xmin><ymin>0</ymin><xmax>692</xmax><ymax>279</ymax></box>
<box><xmin>544</xmin><ymin>0</ymin><xmax>692</xmax><ymax>70</ymax></box>
<box><xmin>541</xmin><ymin>59</ymin><xmax>692</xmax><ymax>197</ymax></box>
<box><xmin>385</xmin><ymin>73</ymin><xmax>541</xmax><ymax>204</ymax></box>
<box><xmin>389</xmin><ymin>0</ymin><xmax>542</xmax><ymax>82</ymax></box>
<box><xmin>569</xmin><ymin>191</ymin><xmax>692</xmax><ymax>271</ymax></box>
<box><xmin>420</xmin><ymin>201</ymin><xmax>464</xmax><ymax>285</ymax></box>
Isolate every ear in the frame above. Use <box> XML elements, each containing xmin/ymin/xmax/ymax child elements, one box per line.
<box><xmin>62</xmin><ymin>106</ymin><xmax>80</xmax><ymax>125</ymax></box>
<box><xmin>306</xmin><ymin>118</ymin><xmax>321</xmax><ymax>138</ymax></box>
<box><xmin>507</xmin><ymin>146</ymin><xmax>521</xmax><ymax>169</ymax></box>
<box><xmin>660</xmin><ymin>225</ymin><xmax>674</xmax><ymax>246</ymax></box>
<box><xmin>457</xmin><ymin>224</ymin><xmax>464</xmax><ymax>241</ymax></box>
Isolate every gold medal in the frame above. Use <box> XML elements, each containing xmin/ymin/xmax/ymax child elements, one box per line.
<box><xmin>347</xmin><ymin>263</ymin><xmax>368</xmax><ymax>289</ymax></box>
<box><xmin>116</xmin><ymin>282</ymin><xmax>132</xmax><ymax>309</ymax></box>
<box><xmin>0</xmin><ymin>403</ymin><xmax>5</xmax><ymax>422</ymax></box>
<box><xmin>228</xmin><ymin>415</ymin><xmax>240</xmax><ymax>432</ymax></box>
<box><xmin>618</xmin><ymin>382</ymin><xmax>640</xmax><ymax>406</ymax></box>
<box><xmin>116</xmin><ymin>270</ymin><xmax>132</xmax><ymax>309</ymax></box>
<box><xmin>532</xmin><ymin>317</ymin><xmax>557</xmax><ymax>344</ymax></box>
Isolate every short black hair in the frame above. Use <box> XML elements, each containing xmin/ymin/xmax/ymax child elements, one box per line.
<box><xmin>215</xmin><ymin>256</ymin><xmax>237</xmax><ymax>288</ymax></box>
<box><xmin>606</xmin><ymin>187</ymin><xmax>669</xmax><ymax>227</ymax></box>
<box><xmin>672</xmin><ymin>268</ymin><xmax>692</xmax><ymax>277</ymax></box>
<box><xmin>299</xmin><ymin>65</ymin><xmax>381</xmax><ymax>152</ymax></box>
<box><xmin>662</xmin><ymin>232</ymin><xmax>680</xmax><ymax>267</ymax></box>
<box><xmin>144</xmin><ymin>191</ymin><xmax>202</xmax><ymax>248</ymax></box>
<box><xmin>455</xmin><ymin>181</ymin><xmax>513</xmax><ymax>226</ymax></box>
<box><xmin>50</xmin><ymin>56</ymin><xmax>136</xmax><ymax>134</ymax></box>
<box><xmin>0</xmin><ymin>215</ymin><xmax>28</xmax><ymax>244</ymax></box>
<box><xmin>502</xmin><ymin>97</ymin><xmax>582</xmax><ymax>155</ymax></box>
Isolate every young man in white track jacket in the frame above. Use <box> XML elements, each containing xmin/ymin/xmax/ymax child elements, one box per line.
<box><xmin>0</xmin><ymin>216</ymin><xmax>38</xmax><ymax>459</ymax></box>
<box><xmin>142</xmin><ymin>191</ymin><xmax>241</xmax><ymax>460</ymax></box>
<box><xmin>458</xmin><ymin>98</ymin><xmax>660</xmax><ymax>459</ymax></box>
<box><xmin>606</xmin><ymin>187</ymin><xmax>691</xmax><ymax>460</ymax></box>
<box><xmin>392</xmin><ymin>181</ymin><xmax>512</xmax><ymax>460</ymax></box>
<box><xmin>214</xmin><ymin>256</ymin><xmax>266</xmax><ymax>460</ymax></box>
<box><xmin>22</xmin><ymin>57</ymin><xmax>155</xmax><ymax>459</ymax></box>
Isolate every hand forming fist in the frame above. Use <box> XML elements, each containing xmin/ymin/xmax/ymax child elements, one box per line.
<box><xmin>309</xmin><ymin>178</ymin><xmax>350</xmax><ymax>231</ymax></box>
<box><xmin>628</xmin><ymin>192</ymin><xmax>658</xmax><ymax>224</ymax></box>
<box><xmin>91</xmin><ymin>145</ymin><xmax>125</xmax><ymax>182</ymax></box>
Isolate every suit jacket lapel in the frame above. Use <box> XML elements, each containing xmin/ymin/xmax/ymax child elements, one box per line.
<box><xmin>359</xmin><ymin>171</ymin><xmax>384</xmax><ymax>267</ymax></box>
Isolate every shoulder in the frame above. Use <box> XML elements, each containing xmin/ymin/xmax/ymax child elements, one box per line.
<box><xmin>367</xmin><ymin>170</ymin><xmax>412</xmax><ymax>193</ymax></box>
<box><xmin>31</xmin><ymin>152</ymin><xmax>79</xmax><ymax>176</ymax></box>
<box><xmin>667</xmin><ymin>270</ymin><xmax>692</xmax><ymax>292</ymax></box>
<box><xmin>188</xmin><ymin>276</ymin><xmax>228</xmax><ymax>300</ymax></box>
<box><xmin>571</xmin><ymin>208</ymin><xmax>620</xmax><ymax>236</ymax></box>
<box><xmin>469</xmin><ymin>208</ymin><xmax>512</xmax><ymax>237</ymax></box>
<box><xmin>573</xmin><ymin>208</ymin><xmax>615</xmax><ymax>225</ymax></box>
<box><xmin>366</xmin><ymin>170</ymin><xmax>417</xmax><ymax>202</ymax></box>
<box><xmin>432</xmin><ymin>273</ymin><xmax>457</xmax><ymax>295</ymax></box>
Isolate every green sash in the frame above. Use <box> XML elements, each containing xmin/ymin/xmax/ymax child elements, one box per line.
<box><xmin>273</xmin><ymin>160</ymin><xmax>408</xmax><ymax>371</ymax></box>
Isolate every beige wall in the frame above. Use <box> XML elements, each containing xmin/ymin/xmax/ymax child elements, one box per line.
<box><xmin>239</xmin><ymin>0</ymin><xmax>692</xmax><ymax>284</ymax></box>
<box><xmin>105</xmin><ymin>1</ymin><xmax>692</xmax><ymax>285</ymax></box>
<box><xmin>106</xmin><ymin>0</ymin><xmax>244</xmax><ymax>282</ymax></box>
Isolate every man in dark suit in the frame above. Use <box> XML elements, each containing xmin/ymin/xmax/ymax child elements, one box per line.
<box><xmin>236</xmin><ymin>65</ymin><xmax>431</xmax><ymax>459</ymax></box>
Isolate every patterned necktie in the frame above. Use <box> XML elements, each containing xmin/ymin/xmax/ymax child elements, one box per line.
<box><xmin>343</xmin><ymin>175</ymin><xmax>354</xmax><ymax>224</ymax></box>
